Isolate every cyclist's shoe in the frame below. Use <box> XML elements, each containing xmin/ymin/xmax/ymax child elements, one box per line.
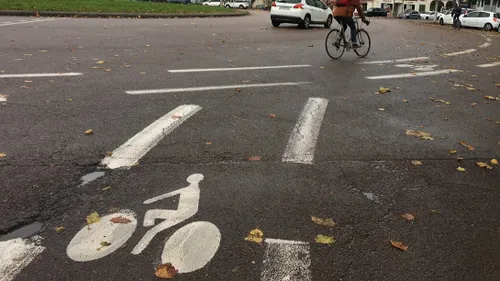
<box><xmin>352</xmin><ymin>43</ymin><xmax>361</xmax><ymax>49</ymax></box>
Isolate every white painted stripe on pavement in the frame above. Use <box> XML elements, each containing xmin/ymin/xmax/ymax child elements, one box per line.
<box><xmin>366</xmin><ymin>69</ymin><xmax>462</xmax><ymax>80</ymax></box>
<box><xmin>0</xmin><ymin>73</ymin><xmax>82</xmax><ymax>78</ymax></box>
<box><xmin>479</xmin><ymin>42</ymin><xmax>491</xmax><ymax>48</ymax></box>
<box><xmin>126</xmin><ymin>82</ymin><xmax>311</xmax><ymax>95</ymax></box>
<box><xmin>101</xmin><ymin>105</ymin><xmax>202</xmax><ymax>169</ymax></box>
<box><xmin>476</xmin><ymin>61</ymin><xmax>500</xmax><ymax>68</ymax></box>
<box><xmin>0</xmin><ymin>238</ymin><xmax>45</xmax><ymax>281</ymax></box>
<box><xmin>444</xmin><ymin>49</ymin><xmax>476</xmax><ymax>56</ymax></box>
<box><xmin>0</xmin><ymin>95</ymin><xmax>6</xmax><ymax>103</ymax></box>
<box><xmin>1</xmin><ymin>22</ymin><xmax>13</xmax><ymax>24</ymax></box>
<box><xmin>168</xmin><ymin>65</ymin><xmax>311</xmax><ymax>73</ymax></box>
<box><xmin>261</xmin><ymin>238</ymin><xmax>311</xmax><ymax>281</ymax></box>
<box><xmin>486</xmin><ymin>37</ymin><xmax>492</xmax><ymax>42</ymax></box>
<box><xmin>0</xmin><ymin>18</ymin><xmax>58</xmax><ymax>27</ymax></box>
<box><xmin>265</xmin><ymin>238</ymin><xmax>309</xmax><ymax>245</ymax></box>
<box><xmin>358</xmin><ymin>57</ymin><xmax>430</xmax><ymax>65</ymax></box>
<box><xmin>282</xmin><ymin>97</ymin><xmax>329</xmax><ymax>165</ymax></box>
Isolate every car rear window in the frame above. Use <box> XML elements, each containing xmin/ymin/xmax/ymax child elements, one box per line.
<box><xmin>277</xmin><ymin>0</ymin><xmax>301</xmax><ymax>3</ymax></box>
<box><xmin>495</xmin><ymin>13</ymin><xmax>500</xmax><ymax>18</ymax></box>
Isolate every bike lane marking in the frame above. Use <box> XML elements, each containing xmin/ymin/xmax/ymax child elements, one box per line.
<box><xmin>101</xmin><ymin>105</ymin><xmax>202</xmax><ymax>169</ymax></box>
<box><xmin>282</xmin><ymin>97</ymin><xmax>329</xmax><ymax>165</ymax></box>
<box><xmin>366</xmin><ymin>69</ymin><xmax>462</xmax><ymax>80</ymax></box>
<box><xmin>261</xmin><ymin>238</ymin><xmax>311</xmax><ymax>281</ymax></box>
<box><xmin>357</xmin><ymin>57</ymin><xmax>430</xmax><ymax>65</ymax></box>
<box><xmin>0</xmin><ymin>73</ymin><xmax>83</xmax><ymax>79</ymax></box>
<box><xmin>0</xmin><ymin>238</ymin><xmax>45</xmax><ymax>281</ymax></box>
<box><xmin>476</xmin><ymin>61</ymin><xmax>500</xmax><ymax>68</ymax></box>
<box><xmin>443</xmin><ymin>49</ymin><xmax>477</xmax><ymax>57</ymax></box>
<box><xmin>167</xmin><ymin>65</ymin><xmax>311</xmax><ymax>73</ymax></box>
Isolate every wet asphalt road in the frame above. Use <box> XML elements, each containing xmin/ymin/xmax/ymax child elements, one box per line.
<box><xmin>1</xmin><ymin>11</ymin><xmax>500</xmax><ymax>281</ymax></box>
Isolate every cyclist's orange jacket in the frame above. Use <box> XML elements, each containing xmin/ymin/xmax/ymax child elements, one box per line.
<box><xmin>333</xmin><ymin>0</ymin><xmax>359</xmax><ymax>18</ymax></box>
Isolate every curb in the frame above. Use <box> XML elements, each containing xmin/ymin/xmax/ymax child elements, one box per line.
<box><xmin>0</xmin><ymin>10</ymin><xmax>249</xmax><ymax>19</ymax></box>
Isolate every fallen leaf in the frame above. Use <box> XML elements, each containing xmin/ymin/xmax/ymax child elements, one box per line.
<box><xmin>248</xmin><ymin>156</ymin><xmax>261</xmax><ymax>161</ymax></box>
<box><xmin>459</xmin><ymin>141</ymin><xmax>475</xmax><ymax>151</ymax></box>
<box><xmin>491</xmin><ymin>159</ymin><xmax>498</xmax><ymax>165</ymax></box>
<box><xmin>108</xmin><ymin>207</ymin><xmax>120</xmax><ymax>213</ymax></box>
<box><xmin>102</xmin><ymin>186</ymin><xmax>112</xmax><ymax>191</ymax></box>
<box><xmin>244</xmin><ymin>228</ymin><xmax>264</xmax><ymax>244</ymax></box>
<box><xmin>448</xmin><ymin>149</ymin><xmax>457</xmax><ymax>154</ymax></box>
<box><xmin>110</xmin><ymin>216</ymin><xmax>132</xmax><ymax>224</ymax></box>
<box><xmin>84</xmin><ymin>129</ymin><xmax>94</xmax><ymax>135</ymax></box>
<box><xmin>429</xmin><ymin>97</ymin><xmax>450</xmax><ymax>105</ymax></box>
<box><xmin>469</xmin><ymin>102</ymin><xmax>478</xmax><ymax>107</ymax></box>
<box><xmin>104</xmin><ymin>68</ymin><xmax>112</xmax><ymax>72</ymax></box>
<box><xmin>96</xmin><ymin>60</ymin><xmax>106</xmax><ymax>64</ymax></box>
<box><xmin>406</xmin><ymin>129</ymin><xmax>434</xmax><ymax>140</ymax></box>
<box><xmin>21</xmin><ymin>85</ymin><xmax>32</xmax><ymax>89</ymax></box>
<box><xmin>235</xmin><ymin>88</ymin><xmax>241</xmax><ymax>92</ymax></box>
<box><xmin>412</xmin><ymin>160</ymin><xmax>422</xmax><ymax>166</ymax></box>
<box><xmin>269</xmin><ymin>114</ymin><xmax>277</xmax><ymax>118</ymax></box>
<box><xmin>97</xmin><ymin>241</ymin><xmax>111</xmax><ymax>250</ymax></box>
<box><xmin>495</xmin><ymin>84</ymin><xmax>500</xmax><ymax>87</ymax></box>
<box><xmin>86</xmin><ymin>211</ymin><xmax>100</xmax><ymax>225</ymax></box>
<box><xmin>484</xmin><ymin>95</ymin><xmax>500</xmax><ymax>100</ymax></box>
<box><xmin>206</xmin><ymin>141</ymin><xmax>212</xmax><ymax>145</ymax></box>
<box><xmin>311</xmin><ymin>216</ymin><xmax>336</xmax><ymax>227</ymax></box>
<box><xmin>0</xmin><ymin>153</ymin><xmax>6</xmax><ymax>158</ymax></box>
<box><xmin>401</xmin><ymin>213</ymin><xmax>415</xmax><ymax>221</ymax></box>
<box><xmin>171</xmin><ymin>115</ymin><xmax>182</xmax><ymax>119</ymax></box>
<box><xmin>457</xmin><ymin>157</ymin><xmax>464</xmax><ymax>161</ymax></box>
<box><xmin>155</xmin><ymin>263</ymin><xmax>178</xmax><ymax>279</ymax></box>
<box><xmin>378</xmin><ymin>87</ymin><xmax>391</xmax><ymax>94</ymax></box>
<box><xmin>145</xmin><ymin>44</ymin><xmax>151</xmax><ymax>47</ymax></box>
<box><xmin>390</xmin><ymin>240</ymin><xmax>408</xmax><ymax>251</ymax></box>
<box><xmin>476</xmin><ymin>162</ymin><xmax>493</xmax><ymax>169</ymax></box>
<box><xmin>106</xmin><ymin>151</ymin><xmax>113</xmax><ymax>156</ymax></box>
<box><xmin>457</xmin><ymin>167</ymin><xmax>466</xmax><ymax>172</ymax></box>
<box><xmin>466</xmin><ymin>87</ymin><xmax>475</xmax><ymax>91</ymax></box>
<box><xmin>497</xmin><ymin>122</ymin><xmax>500</xmax><ymax>125</ymax></box>
<box><xmin>55</xmin><ymin>226</ymin><xmax>65</xmax><ymax>233</ymax></box>
<box><xmin>402</xmin><ymin>99</ymin><xmax>409</xmax><ymax>103</ymax></box>
<box><xmin>315</xmin><ymin>234</ymin><xmax>335</xmax><ymax>245</ymax></box>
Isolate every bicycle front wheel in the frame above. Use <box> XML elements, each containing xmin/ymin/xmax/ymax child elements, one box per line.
<box><xmin>354</xmin><ymin>29</ymin><xmax>371</xmax><ymax>58</ymax></box>
<box><xmin>325</xmin><ymin>28</ymin><xmax>345</xmax><ymax>60</ymax></box>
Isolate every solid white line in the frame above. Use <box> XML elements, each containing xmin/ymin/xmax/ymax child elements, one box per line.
<box><xmin>265</xmin><ymin>238</ymin><xmax>308</xmax><ymax>245</ymax></box>
<box><xmin>261</xmin><ymin>238</ymin><xmax>311</xmax><ymax>281</ymax></box>
<box><xmin>444</xmin><ymin>49</ymin><xmax>476</xmax><ymax>56</ymax></box>
<box><xmin>366</xmin><ymin>69</ymin><xmax>462</xmax><ymax>80</ymax></box>
<box><xmin>1</xmin><ymin>22</ymin><xmax>13</xmax><ymax>24</ymax></box>
<box><xmin>168</xmin><ymin>65</ymin><xmax>311</xmax><ymax>73</ymax></box>
<box><xmin>0</xmin><ymin>238</ymin><xmax>45</xmax><ymax>281</ymax></box>
<box><xmin>358</xmin><ymin>57</ymin><xmax>430</xmax><ymax>65</ymax></box>
<box><xmin>282</xmin><ymin>97</ymin><xmax>329</xmax><ymax>165</ymax></box>
<box><xmin>0</xmin><ymin>18</ymin><xmax>58</xmax><ymax>27</ymax></box>
<box><xmin>101</xmin><ymin>105</ymin><xmax>202</xmax><ymax>169</ymax></box>
<box><xmin>476</xmin><ymin>61</ymin><xmax>500</xmax><ymax>68</ymax></box>
<box><xmin>0</xmin><ymin>96</ymin><xmax>6</xmax><ymax>102</ymax></box>
<box><xmin>0</xmin><ymin>73</ymin><xmax>82</xmax><ymax>78</ymax></box>
<box><xmin>126</xmin><ymin>82</ymin><xmax>311</xmax><ymax>95</ymax></box>
<box><xmin>479</xmin><ymin>42</ymin><xmax>491</xmax><ymax>48</ymax></box>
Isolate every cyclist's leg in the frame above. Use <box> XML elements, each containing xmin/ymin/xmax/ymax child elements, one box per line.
<box><xmin>343</xmin><ymin>17</ymin><xmax>357</xmax><ymax>47</ymax></box>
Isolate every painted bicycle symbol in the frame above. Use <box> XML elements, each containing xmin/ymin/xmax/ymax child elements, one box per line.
<box><xmin>66</xmin><ymin>173</ymin><xmax>221</xmax><ymax>274</ymax></box>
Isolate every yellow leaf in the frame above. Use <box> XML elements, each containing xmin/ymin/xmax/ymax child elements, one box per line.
<box><xmin>378</xmin><ymin>87</ymin><xmax>391</xmax><ymax>94</ymax></box>
<box><xmin>448</xmin><ymin>149</ymin><xmax>457</xmax><ymax>154</ymax></box>
<box><xmin>429</xmin><ymin>97</ymin><xmax>451</xmax><ymax>105</ymax></box>
<box><xmin>311</xmin><ymin>216</ymin><xmax>336</xmax><ymax>227</ymax></box>
<box><xmin>106</xmin><ymin>151</ymin><xmax>113</xmax><ymax>156</ymax></box>
<box><xmin>459</xmin><ymin>141</ymin><xmax>475</xmax><ymax>151</ymax></box>
<box><xmin>491</xmin><ymin>159</ymin><xmax>499</xmax><ymax>165</ymax></box>
<box><xmin>406</xmin><ymin>129</ymin><xmax>434</xmax><ymax>140</ymax></box>
<box><xmin>86</xmin><ymin>211</ymin><xmax>100</xmax><ymax>225</ymax></box>
<box><xmin>244</xmin><ymin>228</ymin><xmax>263</xmax><ymax>244</ymax></box>
<box><xmin>0</xmin><ymin>152</ymin><xmax>6</xmax><ymax>158</ymax></box>
<box><xmin>84</xmin><ymin>129</ymin><xmax>94</xmax><ymax>135</ymax></box>
<box><xmin>457</xmin><ymin>167</ymin><xmax>466</xmax><ymax>172</ymax></box>
<box><xmin>102</xmin><ymin>186</ymin><xmax>112</xmax><ymax>191</ymax></box>
<box><xmin>466</xmin><ymin>87</ymin><xmax>475</xmax><ymax>91</ymax></box>
<box><xmin>96</xmin><ymin>60</ymin><xmax>106</xmax><ymax>64</ymax></box>
<box><xmin>484</xmin><ymin>95</ymin><xmax>500</xmax><ymax>100</ymax></box>
<box><xmin>412</xmin><ymin>160</ymin><xmax>422</xmax><ymax>166</ymax></box>
<box><xmin>315</xmin><ymin>234</ymin><xmax>335</xmax><ymax>245</ymax></box>
<box><xmin>476</xmin><ymin>162</ymin><xmax>493</xmax><ymax>169</ymax></box>
<box><xmin>402</xmin><ymin>99</ymin><xmax>409</xmax><ymax>103</ymax></box>
<box><xmin>390</xmin><ymin>240</ymin><xmax>408</xmax><ymax>251</ymax></box>
<box><xmin>155</xmin><ymin>263</ymin><xmax>178</xmax><ymax>279</ymax></box>
<box><xmin>55</xmin><ymin>226</ymin><xmax>65</xmax><ymax>233</ymax></box>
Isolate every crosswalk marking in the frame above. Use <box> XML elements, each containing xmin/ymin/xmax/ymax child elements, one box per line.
<box><xmin>168</xmin><ymin>65</ymin><xmax>311</xmax><ymax>73</ymax></box>
<box><xmin>444</xmin><ymin>49</ymin><xmax>477</xmax><ymax>56</ymax></box>
<box><xmin>0</xmin><ymin>72</ymin><xmax>82</xmax><ymax>78</ymax></box>
<box><xmin>101</xmin><ymin>105</ymin><xmax>202</xmax><ymax>169</ymax></box>
<box><xmin>282</xmin><ymin>98</ymin><xmax>329</xmax><ymax>165</ymax></box>
<box><xmin>366</xmin><ymin>69</ymin><xmax>462</xmax><ymax>80</ymax></box>
<box><xmin>476</xmin><ymin>61</ymin><xmax>500</xmax><ymax>68</ymax></box>
<box><xmin>358</xmin><ymin>57</ymin><xmax>430</xmax><ymax>65</ymax></box>
<box><xmin>261</xmin><ymin>239</ymin><xmax>311</xmax><ymax>281</ymax></box>
<box><xmin>0</xmin><ymin>238</ymin><xmax>45</xmax><ymax>281</ymax></box>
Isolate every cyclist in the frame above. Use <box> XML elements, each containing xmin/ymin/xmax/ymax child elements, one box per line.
<box><xmin>333</xmin><ymin>0</ymin><xmax>369</xmax><ymax>48</ymax></box>
<box><xmin>451</xmin><ymin>3</ymin><xmax>461</xmax><ymax>29</ymax></box>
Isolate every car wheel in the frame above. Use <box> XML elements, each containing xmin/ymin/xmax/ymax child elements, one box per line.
<box><xmin>239</xmin><ymin>5</ymin><xmax>244</xmax><ymax>8</ymax></box>
<box><xmin>272</xmin><ymin>20</ymin><xmax>280</xmax><ymax>27</ymax></box>
<box><xmin>324</xmin><ymin>15</ymin><xmax>332</xmax><ymax>28</ymax></box>
<box><xmin>225</xmin><ymin>4</ymin><xmax>230</xmax><ymax>7</ymax></box>
<box><xmin>484</xmin><ymin>23</ymin><xmax>493</xmax><ymax>31</ymax></box>
<box><xmin>300</xmin><ymin>14</ymin><xmax>311</xmax><ymax>29</ymax></box>
<box><xmin>439</xmin><ymin>18</ymin><xmax>444</xmax><ymax>25</ymax></box>
<box><xmin>426</xmin><ymin>16</ymin><xmax>429</xmax><ymax>19</ymax></box>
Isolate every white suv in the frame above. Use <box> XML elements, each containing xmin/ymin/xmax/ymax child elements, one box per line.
<box><xmin>225</xmin><ymin>0</ymin><xmax>249</xmax><ymax>9</ymax></box>
<box><xmin>270</xmin><ymin>0</ymin><xmax>333</xmax><ymax>29</ymax></box>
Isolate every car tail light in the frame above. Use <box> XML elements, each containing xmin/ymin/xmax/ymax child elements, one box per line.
<box><xmin>494</xmin><ymin>17</ymin><xmax>498</xmax><ymax>22</ymax></box>
<box><xmin>293</xmin><ymin>3</ymin><xmax>304</xmax><ymax>9</ymax></box>
<box><xmin>272</xmin><ymin>2</ymin><xmax>276</xmax><ymax>6</ymax></box>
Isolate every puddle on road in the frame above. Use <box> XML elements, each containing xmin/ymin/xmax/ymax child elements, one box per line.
<box><xmin>80</xmin><ymin>171</ymin><xmax>105</xmax><ymax>186</ymax></box>
<box><xmin>0</xmin><ymin>222</ymin><xmax>43</xmax><ymax>241</ymax></box>
<box><xmin>363</xmin><ymin>192</ymin><xmax>380</xmax><ymax>203</ymax></box>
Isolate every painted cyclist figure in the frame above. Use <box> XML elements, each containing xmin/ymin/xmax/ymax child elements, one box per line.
<box><xmin>332</xmin><ymin>0</ymin><xmax>369</xmax><ymax>48</ymax></box>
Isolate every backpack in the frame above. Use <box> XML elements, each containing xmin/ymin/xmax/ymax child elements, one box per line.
<box><xmin>335</xmin><ymin>0</ymin><xmax>350</xmax><ymax>7</ymax></box>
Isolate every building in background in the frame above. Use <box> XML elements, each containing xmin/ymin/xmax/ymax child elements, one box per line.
<box><xmin>364</xmin><ymin>0</ymin><xmax>473</xmax><ymax>15</ymax></box>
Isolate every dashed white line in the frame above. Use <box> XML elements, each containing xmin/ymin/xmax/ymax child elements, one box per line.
<box><xmin>0</xmin><ymin>18</ymin><xmax>58</xmax><ymax>27</ymax></box>
<box><xmin>476</xmin><ymin>61</ymin><xmax>500</xmax><ymax>68</ymax></box>
<box><xmin>101</xmin><ymin>105</ymin><xmax>202</xmax><ymax>169</ymax></box>
<box><xmin>126</xmin><ymin>82</ymin><xmax>311</xmax><ymax>95</ymax></box>
<box><xmin>0</xmin><ymin>238</ymin><xmax>45</xmax><ymax>281</ymax></box>
<box><xmin>0</xmin><ymin>73</ymin><xmax>82</xmax><ymax>78</ymax></box>
<box><xmin>366</xmin><ymin>69</ymin><xmax>462</xmax><ymax>80</ymax></box>
<box><xmin>479</xmin><ymin>42</ymin><xmax>491</xmax><ymax>48</ymax></box>
<box><xmin>261</xmin><ymin>238</ymin><xmax>311</xmax><ymax>281</ymax></box>
<box><xmin>0</xmin><ymin>95</ymin><xmax>7</xmax><ymax>103</ymax></box>
<box><xmin>168</xmin><ymin>65</ymin><xmax>311</xmax><ymax>73</ymax></box>
<box><xmin>282</xmin><ymin>97</ymin><xmax>329</xmax><ymax>165</ymax></box>
<box><xmin>444</xmin><ymin>49</ymin><xmax>477</xmax><ymax>56</ymax></box>
<box><xmin>358</xmin><ymin>57</ymin><xmax>430</xmax><ymax>65</ymax></box>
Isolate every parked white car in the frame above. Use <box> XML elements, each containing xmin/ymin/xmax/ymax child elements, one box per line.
<box><xmin>270</xmin><ymin>0</ymin><xmax>333</xmax><ymax>29</ymax></box>
<box><xmin>225</xmin><ymin>0</ymin><xmax>249</xmax><ymax>8</ymax></box>
<box><xmin>203</xmin><ymin>0</ymin><xmax>221</xmax><ymax>6</ymax></box>
<box><xmin>439</xmin><ymin>8</ymin><xmax>476</xmax><ymax>25</ymax></box>
<box><xmin>420</xmin><ymin>11</ymin><xmax>437</xmax><ymax>20</ymax></box>
<box><xmin>460</xmin><ymin>11</ymin><xmax>500</xmax><ymax>31</ymax></box>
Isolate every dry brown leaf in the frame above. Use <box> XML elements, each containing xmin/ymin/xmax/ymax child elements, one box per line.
<box><xmin>0</xmin><ymin>152</ymin><xmax>6</xmax><ymax>158</ymax></box>
<box><xmin>235</xmin><ymin>88</ymin><xmax>241</xmax><ymax>92</ymax></box>
<box><xmin>110</xmin><ymin>216</ymin><xmax>132</xmax><ymax>224</ymax></box>
<box><xmin>406</xmin><ymin>130</ymin><xmax>434</xmax><ymax>140</ymax></box>
<box><xmin>401</xmin><ymin>213</ymin><xmax>415</xmax><ymax>221</ymax></box>
<box><xmin>470</xmin><ymin>102</ymin><xmax>478</xmax><ymax>107</ymax></box>
<box><xmin>378</xmin><ymin>87</ymin><xmax>391</xmax><ymax>94</ymax></box>
<box><xmin>459</xmin><ymin>141</ymin><xmax>475</xmax><ymax>151</ymax></box>
<box><xmin>84</xmin><ymin>129</ymin><xmax>94</xmax><ymax>135</ymax></box>
<box><xmin>171</xmin><ymin>115</ymin><xmax>182</xmax><ymax>120</ymax></box>
<box><xmin>106</xmin><ymin>151</ymin><xmax>113</xmax><ymax>156</ymax></box>
<box><xmin>248</xmin><ymin>156</ymin><xmax>261</xmax><ymax>161</ymax></box>
<box><xmin>55</xmin><ymin>226</ymin><xmax>65</xmax><ymax>233</ymax></box>
<box><xmin>269</xmin><ymin>114</ymin><xmax>277</xmax><ymax>118</ymax></box>
<box><xmin>311</xmin><ymin>216</ymin><xmax>336</xmax><ymax>227</ymax></box>
<box><xmin>411</xmin><ymin>160</ymin><xmax>422</xmax><ymax>166</ymax></box>
<box><xmin>476</xmin><ymin>162</ymin><xmax>493</xmax><ymax>170</ymax></box>
<box><xmin>104</xmin><ymin>68</ymin><xmax>112</xmax><ymax>72</ymax></box>
<box><xmin>244</xmin><ymin>228</ymin><xmax>264</xmax><ymax>244</ymax></box>
<box><xmin>495</xmin><ymin>84</ymin><xmax>500</xmax><ymax>87</ymax></box>
<box><xmin>390</xmin><ymin>240</ymin><xmax>408</xmax><ymax>251</ymax></box>
<box><xmin>491</xmin><ymin>159</ymin><xmax>499</xmax><ymax>165</ymax></box>
<box><xmin>155</xmin><ymin>263</ymin><xmax>178</xmax><ymax>279</ymax></box>
<box><xmin>429</xmin><ymin>97</ymin><xmax>451</xmax><ymax>105</ymax></box>
<box><xmin>206</xmin><ymin>141</ymin><xmax>212</xmax><ymax>145</ymax></box>
<box><xmin>484</xmin><ymin>95</ymin><xmax>500</xmax><ymax>100</ymax></box>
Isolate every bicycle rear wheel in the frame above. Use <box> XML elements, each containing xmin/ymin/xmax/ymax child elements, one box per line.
<box><xmin>354</xmin><ymin>29</ymin><xmax>371</xmax><ymax>58</ymax></box>
<box><xmin>325</xmin><ymin>28</ymin><xmax>345</xmax><ymax>60</ymax></box>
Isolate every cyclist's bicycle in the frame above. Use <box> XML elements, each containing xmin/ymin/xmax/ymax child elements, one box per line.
<box><xmin>325</xmin><ymin>16</ymin><xmax>371</xmax><ymax>60</ymax></box>
<box><xmin>453</xmin><ymin>17</ymin><xmax>461</xmax><ymax>29</ymax></box>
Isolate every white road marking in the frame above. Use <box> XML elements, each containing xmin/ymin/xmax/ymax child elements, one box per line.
<box><xmin>0</xmin><ymin>73</ymin><xmax>82</xmax><ymax>78</ymax></box>
<box><xmin>366</xmin><ymin>69</ymin><xmax>462</xmax><ymax>80</ymax></box>
<box><xmin>0</xmin><ymin>238</ymin><xmax>45</xmax><ymax>281</ymax></box>
<box><xmin>0</xmin><ymin>18</ymin><xmax>58</xmax><ymax>27</ymax></box>
<box><xmin>444</xmin><ymin>49</ymin><xmax>477</xmax><ymax>56</ymax></box>
<box><xmin>133</xmin><ymin>174</ymin><xmax>204</xmax><ymax>255</ymax></box>
<box><xmin>282</xmin><ymin>97</ymin><xmax>329</xmax><ymax>165</ymax></box>
<box><xmin>126</xmin><ymin>82</ymin><xmax>311</xmax><ymax>95</ymax></box>
<box><xmin>0</xmin><ymin>95</ymin><xmax>7</xmax><ymax>103</ymax></box>
<box><xmin>168</xmin><ymin>65</ymin><xmax>311</xmax><ymax>73</ymax></box>
<box><xmin>358</xmin><ymin>57</ymin><xmax>430</xmax><ymax>65</ymax></box>
<box><xmin>67</xmin><ymin>211</ymin><xmax>137</xmax><ymax>262</ymax></box>
<box><xmin>486</xmin><ymin>38</ymin><xmax>492</xmax><ymax>42</ymax></box>
<box><xmin>101</xmin><ymin>105</ymin><xmax>201</xmax><ymax>169</ymax></box>
<box><xmin>476</xmin><ymin>61</ymin><xmax>500</xmax><ymax>68</ymax></box>
<box><xmin>261</xmin><ymin>238</ymin><xmax>311</xmax><ymax>281</ymax></box>
<box><xmin>1</xmin><ymin>22</ymin><xmax>13</xmax><ymax>24</ymax></box>
<box><xmin>479</xmin><ymin>42</ymin><xmax>491</xmax><ymax>48</ymax></box>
